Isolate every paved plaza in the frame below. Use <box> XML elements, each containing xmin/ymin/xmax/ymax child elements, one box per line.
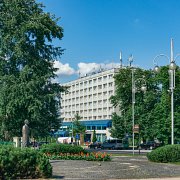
<box><xmin>49</xmin><ymin>156</ymin><xmax>180</xmax><ymax>180</ymax></box>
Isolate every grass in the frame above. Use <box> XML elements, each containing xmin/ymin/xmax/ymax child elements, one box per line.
<box><xmin>169</xmin><ymin>162</ymin><xmax>180</xmax><ymax>165</ymax></box>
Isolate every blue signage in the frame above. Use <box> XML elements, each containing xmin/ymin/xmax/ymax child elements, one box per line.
<box><xmin>75</xmin><ymin>134</ymin><xmax>80</xmax><ymax>140</ymax></box>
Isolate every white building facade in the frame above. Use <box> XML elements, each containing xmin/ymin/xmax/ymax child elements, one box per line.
<box><xmin>60</xmin><ymin>68</ymin><xmax>119</xmax><ymax>142</ymax></box>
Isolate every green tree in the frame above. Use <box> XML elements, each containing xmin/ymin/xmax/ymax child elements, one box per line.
<box><xmin>92</xmin><ymin>130</ymin><xmax>97</xmax><ymax>143</ymax></box>
<box><xmin>110</xmin><ymin>66</ymin><xmax>180</xmax><ymax>144</ymax></box>
<box><xmin>72</xmin><ymin>113</ymin><xmax>86</xmax><ymax>145</ymax></box>
<box><xmin>110</xmin><ymin>113</ymin><xmax>126</xmax><ymax>139</ymax></box>
<box><xmin>73</xmin><ymin>113</ymin><xmax>86</xmax><ymax>135</ymax></box>
<box><xmin>0</xmin><ymin>0</ymin><xmax>65</xmax><ymax>139</ymax></box>
<box><xmin>110</xmin><ymin>68</ymin><xmax>158</xmax><ymax>141</ymax></box>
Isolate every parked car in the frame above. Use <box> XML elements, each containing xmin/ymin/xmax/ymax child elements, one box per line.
<box><xmin>137</xmin><ymin>141</ymin><xmax>161</xmax><ymax>150</ymax></box>
<box><xmin>88</xmin><ymin>142</ymin><xmax>102</xmax><ymax>149</ymax></box>
<box><xmin>101</xmin><ymin>139</ymin><xmax>124</xmax><ymax>150</ymax></box>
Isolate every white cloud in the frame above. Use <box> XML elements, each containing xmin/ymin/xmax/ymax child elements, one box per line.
<box><xmin>54</xmin><ymin>60</ymin><xmax>75</xmax><ymax>76</ymax></box>
<box><xmin>78</xmin><ymin>62</ymin><xmax>100</xmax><ymax>75</ymax></box>
<box><xmin>77</xmin><ymin>62</ymin><xmax>120</xmax><ymax>76</ymax></box>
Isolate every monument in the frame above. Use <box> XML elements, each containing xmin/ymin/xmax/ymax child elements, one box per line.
<box><xmin>22</xmin><ymin>119</ymin><xmax>29</xmax><ymax>147</ymax></box>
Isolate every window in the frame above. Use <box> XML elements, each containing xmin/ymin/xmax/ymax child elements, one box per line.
<box><xmin>98</xmin><ymin>77</ymin><xmax>102</xmax><ymax>82</ymax></box>
<box><xmin>103</xmin><ymin>76</ymin><xmax>107</xmax><ymax>80</ymax></box>
<box><xmin>103</xmin><ymin>84</ymin><xmax>107</xmax><ymax>88</ymax></box>
<box><xmin>98</xmin><ymin>85</ymin><xmax>102</xmax><ymax>89</ymax></box>
<box><xmin>97</xmin><ymin>126</ymin><xmax>101</xmax><ymax>130</ymax></box>
<box><xmin>103</xmin><ymin>92</ymin><xmax>107</xmax><ymax>95</ymax></box>
<box><xmin>108</xmin><ymin>74</ymin><xmax>113</xmax><ymax>79</ymax></box>
<box><xmin>109</xmin><ymin>90</ymin><xmax>113</xmax><ymax>95</ymax></box>
<box><xmin>102</xmin><ymin>126</ymin><xmax>106</xmax><ymax>130</ymax></box>
<box><xmin>86</xmin><ymin>126</ymin><xmax>91</xmax><ymax>130</ymax></box>
<box><xmin>103</xmin><ymin>99</ymin><xmax>107</xmax><ymax>103</ymax></box>
<box><xmin>92</xmin><ymin>126</ymin><xmax>96</xmax><ymax>130</ymax></box>
<box><xmin>109</xmin><ymin>82</ymin><xmax>113</xmax><ymax>87</ymax></box>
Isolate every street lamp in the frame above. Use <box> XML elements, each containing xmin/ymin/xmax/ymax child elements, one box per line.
<box><xmin>132</xmin><ymin>68</ymin><xmax>147</xmax><ymax>155</ymax></box>
<box><xmin>153</xmin><ymin>38</ymin><xmax>180</xmax><ymax>145</ymax></box>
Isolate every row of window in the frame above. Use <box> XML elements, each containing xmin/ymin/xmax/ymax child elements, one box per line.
<box><xmin>70</xmin><ymin>74</ymin><xmax>114</xmax><ymax>88</ymax></box>
<box><xmin>62</xmin><ymin>106</ymin><xmax>113</xmax><ymax>112</ymax></box>
<box><xmin>86</xmin><ymin>126</ymin><xmax>107</xmax><ymax>130</ymax></box>
<box><xmin>62</xmin><ymin>91</ymin><xmax>113</xmax><ymax>102</ymax></box>
<box><xmin>64</xmin><ymin>115</ymin><xmax>112</xmax><ymax>121</ymax></box>
<box><xmin>63</xmin><ymin>99</ymin><xmax>110</xmax><ymax>106</ymax></box>
<box><xmin>66</xmin><ymin>83</ymin><xmax>114</xmax><ymax>94</ymax></box>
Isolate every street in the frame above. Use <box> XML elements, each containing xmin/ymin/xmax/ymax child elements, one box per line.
<box><xmin>86</xmin><ymin>148</ymin><xmax>151</xmax><ymax>155</ymax></box>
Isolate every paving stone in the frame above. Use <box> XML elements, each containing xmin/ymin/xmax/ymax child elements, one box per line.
<box><xmin>49</xmin><ymin>156</ymin><xmax>180</xmax><ymax>180</ymax></box>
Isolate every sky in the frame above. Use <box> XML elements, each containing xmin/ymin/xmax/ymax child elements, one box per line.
<box><xmin>40</xmin><ymin>0</ymin><xmax>180</xmax><ymax>83</ymax></box>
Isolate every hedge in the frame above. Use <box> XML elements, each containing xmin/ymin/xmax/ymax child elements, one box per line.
<box><xmin>39</xmin><ymin>143</ymin><xmax>87</xmax><ymax>155</ymax></box>
<box><xmin>40</xmin><ymin>143</ymin><xmax>111</xmax><ymax>161</ymax></box>
<box><xmin>0</xmin><ymin>145</ymin><xmax>52</xmax><ymax>179</ymax></box>
<box><xmin>147</xmin><ymin>144</ymin><xmax>180</xmax><ymax>163</ymax></box>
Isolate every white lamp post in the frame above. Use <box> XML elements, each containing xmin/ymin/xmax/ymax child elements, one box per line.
<box><xmin>132</xmin><ymin>69</ymin><xmax>147</xmax><ymax>155</ymax></box>
<box><xmin>153</xmin><ymin>38</ymin><xmax>179</xmax><ymax>145</ymax></box>
<box><xmin>129</xmin><ymin>56</ymin><xmax>147</xmax><ymax>155</ymax></box>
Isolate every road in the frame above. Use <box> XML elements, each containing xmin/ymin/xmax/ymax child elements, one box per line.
<box><xmin>86</xmin><ymin>148</ymin><xmax>151</xmax><ymax>155</ymax></box>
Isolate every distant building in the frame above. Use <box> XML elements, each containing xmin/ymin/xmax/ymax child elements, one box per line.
<box><xmin>60</xmin><ymin>68</ymin><xmax>120</xmax><ymax>142</ymax></box>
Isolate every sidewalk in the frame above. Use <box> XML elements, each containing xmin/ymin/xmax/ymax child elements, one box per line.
<box><xmin>50</xmin><ymin>156</ymin><xmax>180</xmax><ymax>180</ymax></box>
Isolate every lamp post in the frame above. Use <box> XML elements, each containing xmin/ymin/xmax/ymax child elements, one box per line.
<box><xmin>132</xmin><ymin>69</ymin><xmax>147</xmax><ymax>155</ymax></box>
<box><xmin>129</xmin><ymin>56</ymin><xmax>147</xmax><ymax>155</ymax></box>
<box><xmin>153</xmin><ymin>38</ymin><xmax>179</xmax><ymax>145</ymax></box>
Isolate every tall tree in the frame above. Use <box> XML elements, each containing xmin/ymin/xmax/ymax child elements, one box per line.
<box><xmin>110</xmin><ymin>66</ymin><xmax>180</xmax><ymax>144</ymax></box>
<box><xmin>92</xmin><ymin>130</ymin><xmax>97</xmax><ymax>143</ymax></box>
<box><xmin>73</xmin><ymin>113</ymin><xmax>86</xmax><ymax>135</ymax></box>
<box><xmin>0</xmin><ymin>0</ymin><xmax>65</xmax><ymax>139</ymax></box>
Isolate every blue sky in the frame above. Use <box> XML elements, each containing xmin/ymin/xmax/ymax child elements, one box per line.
<box><xmin>40</xmin><ymin>0</ymin><xmax>180</xmax><ymax>83</ymax></box>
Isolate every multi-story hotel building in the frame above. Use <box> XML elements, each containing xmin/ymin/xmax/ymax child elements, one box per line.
<box><xmin>59</xmin><ymin>68</ymin><xmax>119</xmax><ymax>142</ymax></box>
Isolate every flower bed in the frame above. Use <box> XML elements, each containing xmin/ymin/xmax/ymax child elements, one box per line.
<box><xmin>44</xmin><ymin>151</ymin><xmax>111</xmax><ymax>161</ymax></box>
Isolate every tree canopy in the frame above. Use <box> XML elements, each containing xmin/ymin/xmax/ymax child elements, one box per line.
<box><xmin>72</xmin><ymin>113</ymin><xmax>86</xmax><ymax>135</ymax></box>
<box><xmin>0</xmin><ymin>0</ymin><xmax>65</xmax><ymax>139</ymax></box>
<box><xmin>110</xmin><ymin>66</ymin><xmax>180</xmax><ymax>144</ymax></box>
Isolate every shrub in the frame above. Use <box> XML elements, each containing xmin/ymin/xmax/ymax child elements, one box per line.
<box><xmin>40</xmin><ymin>143</ymin><xmax>111</xmax><ymax>161</ymax></box>
<box><xmin>147</xmin><ymin>144</ymin><xmax>180</xmax><ymax>163</ymax></box>
<box><xmin>40</xmin><ymin>143</ymin><xmax>87</xmax><ymax>155</ymax></box>
<box><xmin>0</xmin><ymin>145</ymin><xmax>52</xmax><ymax>179</ymax></box>
<box><xmin>44</xmin><ymin>151</ymin><xmax>111</xmax><ymax>161</ymax></box>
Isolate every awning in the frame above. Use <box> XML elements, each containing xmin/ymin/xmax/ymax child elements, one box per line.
<box><xmin>62</xmin><ymin>119</ymin><xmax>112</xmax><ymax>127</ymax></box>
